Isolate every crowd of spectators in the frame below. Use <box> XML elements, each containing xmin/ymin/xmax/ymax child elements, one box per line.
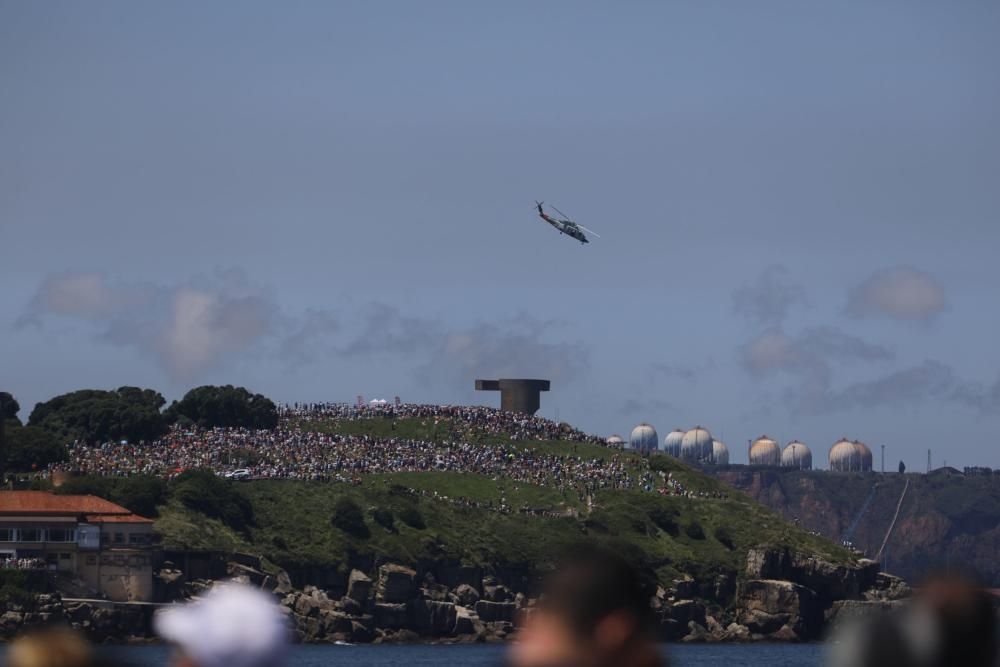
<box><xmin>51</xmin><ymin>403</ymin><xmax>722</xmax><ymax>504</ymax></box>
<box><xmin>53</xmin><ymin>404</ymin><xmax>642</xmax><ymax>495</ymax></box>
<box><xmin>0</xmin><ymin>557</ymin><xmax>45</xmax><ymax>570</ymax></box>
<box><xmin>655</xmin><ymin>471</ymin><xmax>727</xmax><ymax>499</ymax></box>
<box><xmin>282</xmin><ymin>402</ymin><xmax>607</xmax><ymax>444</ymax></box>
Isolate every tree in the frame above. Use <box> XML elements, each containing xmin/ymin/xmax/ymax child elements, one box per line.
<box><xmin>28</xmin><ymin>387</ymin><xmax>169</xmax><ymax>444</ymax></box>
<box><xmin>171</xmin><ymin>469</ymin><xmax>254</xmax><ymax>531</ymax></box>
<box><xmin>0</xmin><ymin>392</ymin><xmax>20</xmax><ymax>424</ymax></box>
<box><xmin>55</xmin><ymin>475</ymin><xmax>167</xmax><ymax>517</ymax></box>
<box><xmin>713</xmin><ymin>525</ymin><xmax>735</xmax><ymax>550</ymax></box>
<box><xmin>899</xmin><ymin>461</ymin><xmax>906</xmax><ymax>474</ymax></box>
<box><xmin>4</xmin><ymin>424</ymin><xmax>68</xmax><ymax>471</ymax></box>
<box><xmin>166</xmin><ymin>385</ymin><xmax>278</xmax><ymax>430</ymax></box>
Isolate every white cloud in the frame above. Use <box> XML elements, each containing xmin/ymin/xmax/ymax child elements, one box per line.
<box><xmin>739</xmin><ymin>326</ymin><xmax>894</xmax><ymax>412</ymax></box>
<box><xmin>22</xmin><ymin>270</ymin><xmax>278</xmax><ymax>381</ymax></box>
<box><xmin>846</xmin><ymin>266</ymin><xmax>946</xmax><ymax>323</ymax></box>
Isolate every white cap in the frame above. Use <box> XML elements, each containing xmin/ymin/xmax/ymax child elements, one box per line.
<box><xmin>154</xmin><ymin>583</ymin><xmax>289</xmax><ymax>667</ymax></box>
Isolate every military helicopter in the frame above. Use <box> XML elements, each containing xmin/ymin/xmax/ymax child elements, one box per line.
<box><xmin>535</xmin><ymin>201</ymin><xmax>600</xmax><ymax>244</ymax></box>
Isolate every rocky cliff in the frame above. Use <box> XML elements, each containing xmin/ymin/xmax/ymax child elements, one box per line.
<box><xmin>713</xmin><ymin>469</ymin><xmax>1000</xmax><ymax>586</ymax></box>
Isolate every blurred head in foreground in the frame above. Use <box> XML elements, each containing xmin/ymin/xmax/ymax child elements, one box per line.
<box><xmin>509</xmin><ymin>545</ymin><xmax>662</xmax><ymax>667</ymax></box>
<box><xmin>154</xmin><ymin>583</ymin><xmax>289</xmax><ymax>667</ymax></box>
<box><xmin>7</xmin><ymin>628</ymin><xmax>93</xmax><ymax>667</ymax></box>
<box><xmin>828</xmin><ymin>572</ymin><xmax>998</xmax><ymax>667</ymax></box>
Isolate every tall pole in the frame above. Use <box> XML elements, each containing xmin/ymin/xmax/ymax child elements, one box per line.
<box><xmin>927</xmin><ymin>449</ymin><xmax>931</xmax><ymax>474</ymax></box>
<box><xmin>881</xmin><ymin>445</ymin><xmax>885</xmax><ymax>474</ymax></box>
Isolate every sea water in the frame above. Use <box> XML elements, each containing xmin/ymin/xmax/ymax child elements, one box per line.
<box><xmin>94</xmin><ymin>643</ymin><xmax>827</xmax><ymax>667</ymax></box>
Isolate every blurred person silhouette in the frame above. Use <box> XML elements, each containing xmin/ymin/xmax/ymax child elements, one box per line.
<box><xmin>153</xmin><ymin>583</ymin><xmax>289</xmax><ymax>667</ymax></box>
<box><xmin>508</xmin><ymin>544</ymin><xmax>664</xmax><ymax>667</ymax></box>
<box><xmin>6</xmin><ymin>628</ymin><xmax>93</xmax><ymax>667</ymax></box>
<box><xmin>828</xmin><ymin>571</ymin><xmax>998</xmax><ymax>667</ymax></box>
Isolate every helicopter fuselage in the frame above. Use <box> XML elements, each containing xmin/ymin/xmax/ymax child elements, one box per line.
<box><xmin>539</xmin><ymin>212</ymin><xmax>589</xmax><ymax>243</ymax></box>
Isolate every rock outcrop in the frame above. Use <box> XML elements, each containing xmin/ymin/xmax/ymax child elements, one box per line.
<box><xmin>737</xmin><ymin>579</ymin><xmax>821</xmax><ymax>640</ymax></box>
<box><xmin>2</xmin><ymin>549</ymin><xmax>896</xmax><ymax>645</ymax></box>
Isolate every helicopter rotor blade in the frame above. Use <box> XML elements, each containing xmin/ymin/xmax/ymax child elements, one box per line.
<box><xmin>577</xmin><ymin>225</ymin><xmax>601</xmax><ymax>239</ymax></box>
<box><xmin>549</xmin><ymin>204</ymin><xmax>572</xmax><ymax>220</ymax></box>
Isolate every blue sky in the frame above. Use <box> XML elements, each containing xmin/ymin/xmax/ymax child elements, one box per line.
<box><xmin>2</xmin><ymin>1</ymin><xmax>999</xmax><ymax>468</ymax></box>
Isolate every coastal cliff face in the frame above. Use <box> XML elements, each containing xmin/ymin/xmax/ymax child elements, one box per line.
<box><xmin>713</xmin><ymin>470</ymin><xmax>1000</xmax><ymax>586</ymax></box>
<box><xmin>1</xmin><ymin>549</ymin><xmax>900</xmax><ymax>645</ymax></box>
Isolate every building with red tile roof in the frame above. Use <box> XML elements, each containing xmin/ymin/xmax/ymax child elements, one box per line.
<box><xmin>0</xmin><ymin>490</ymin><xmax>157</xmax><ymax>601</ymax></box>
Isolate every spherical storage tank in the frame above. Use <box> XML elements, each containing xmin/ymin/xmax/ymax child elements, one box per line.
<box><xmin>663</xmin><ymin>429</ymin><xmax>685</xmax><ymax>457</ymax></box>
<box><xmin>781</xmin><ymin>441</ymin><xmax>812</xmax><ymax>470</ymax></box>
<box><xmin>853</xmin><ymin>440</ymin><xmax>873</xmax><ymax>472</ymax></box>
<box><xmin>829</xmin><ymin>438</ymin><xmax>862</xmax><ymax>472</ymax></box>
<box><xmin>630</xmin><ymin>423</ymin><xmax>658</xmax><ymax>452</ymax></box>
<box><xmin>681</xmin><ymin>427</ymin><xmax>713</xmax><ymax>462</ymax></box>
<box><xmin>607</xmin><ymin>435</ymin><xmax>625</xmax><ymax>447</ymax></box>
<box><xmin>711</xmin><ymin>439</ymin><xmax>730</xmax><ymax>465</ymax></box>
<box><xmin>749</xmin><ymin>435</ymin><xmax>780</xmax><ymax>466</ymax></box>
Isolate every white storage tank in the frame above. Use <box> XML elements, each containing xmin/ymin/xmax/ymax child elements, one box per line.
<box><xmin>663</xmin><ymin>429</ymin><xmax>685</xmax><ymax>457</ymax></box>
<box><xmin>629</xmin><ymin>423</ymin><xmax>659</xmax><ymax>452</ymax></box>
<box><xmin>830</xmin><ymin>438</ymin><xmax>862</xmax><ymax>472</ymax></box>
<box><xmin>781</xmin><ymin>441</ymin><xmax>812</xmax><ymax>470</ymax></box>
<box><xmin>749</xmin><ymin>435</ymin><xmax>781</xmax><ymax>466</ymax></box>
<box><xmin>711</xmin><ymin>439</ymin><xmax>730</xmax><ymax>465</ymax></box>
<box><xmin>681</xmin><ymin>427</ymin><xmax>713</xmax><ymax>462</ymax></box>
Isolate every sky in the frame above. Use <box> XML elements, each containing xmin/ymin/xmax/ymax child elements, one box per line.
<box><xmin>2</xmin><ymin>0</ymin><xmax>999</xmax><ymax>469</ymax></box>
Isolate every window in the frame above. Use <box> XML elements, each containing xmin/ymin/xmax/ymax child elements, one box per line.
<box><xmin>19</xmin><ymin>528</ymin><xmax>42</xmax><ymax>542</ymax></box>
<box><xmin>0</xmin><ymin>528</ymin><xmax>13</xmax><ymax>542</ymax></box>
<box><xmin>59</xmin><ymin>553</ymin><xmax>71</xmax><ymax>560</ymax></box>
<box><xmin>48</xmin><ymin>528</ymin><xmax>76</xmax><ymax>542</ymax></box>
<box><xmin>113</xmin><ymin>532</ymin><xmax>124</xmax><ymax>544</ymax></box>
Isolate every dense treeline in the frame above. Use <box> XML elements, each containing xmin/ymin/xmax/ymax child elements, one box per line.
<box><xmin>166</xmin><ymin>385</ymin><xmax>278</xmax><ymax>430</ymax></box>
<box><xmin>0</xmin><ymin>384</ymin><xmax>277</xmax><ymax>472</ymax></box>
<box><xmin>28</xmin><ymin>387</ymin><xmax>170</xmax><ymax>444</ymax></box>
<box><xmin>55</xmin><ymin>469</ymin><xmax>254</xmax><ymax>529</ymax></box>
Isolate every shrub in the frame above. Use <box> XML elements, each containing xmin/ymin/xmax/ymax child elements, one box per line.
<box><xmin>0</xmin><ymin>571</ymin><xmax>37</xmax><ymax>610</ymax></box>
<box><xmin>648</xmin><ymin>455</ymin><xmax>677</xmax><ymax>473</ymax></box>
<box><xmin>331</xmin><ymin>498</ymin><xmax>369</xmax><ymax>538</ymax></box>
<box><xmin>714</xmin><ymin>526</ymin><xmax>735</xmax><ymax>550</ymax></box>
<box><xmin>372</xmin><ymin>507</ymin><xmax>395</xmax><ymax>531</ymax></box>
<box><xmin>398</xmin><ymin>505</ymin><xmax>426</xmax><ymax>530</ymax></box>
<box><xmin>172</xmin><ymin>469</ymin><xmax>254</xmax><ymax>531</ymax></box>
<box><xmin>647</xmin><ymin>505</ymin><xmax>680</xmax><ymax>536</ymax></box>
<box><xmin>684</xmin><ymin>521</ymin><xmax>706</xmax><ymax>540</ymax></box>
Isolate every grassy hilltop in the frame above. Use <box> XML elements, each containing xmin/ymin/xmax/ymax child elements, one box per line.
<box><xmin>133</xmin><ymin>415</ymin><xmax>854</xmax><ymax>589</ymax></box>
